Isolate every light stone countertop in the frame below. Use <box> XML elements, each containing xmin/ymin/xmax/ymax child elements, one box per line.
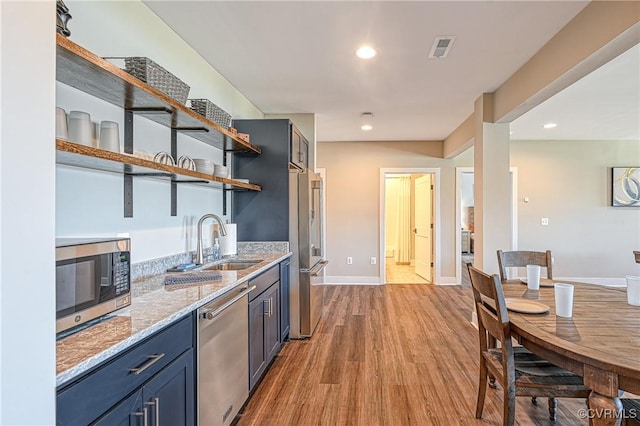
<box><xmin>56</xmin><ymin>251</ymin><xmax>292</xmax><ymax>388</ymax></box>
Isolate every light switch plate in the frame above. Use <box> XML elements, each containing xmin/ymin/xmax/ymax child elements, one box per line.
<box><xmin>541</xmin><ymin>218</ymin><xmax>549</xmax><ymax>226</ymax></box>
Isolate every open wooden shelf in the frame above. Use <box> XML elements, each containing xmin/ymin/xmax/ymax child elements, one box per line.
<box><xmin>56</xmin><ymin>140</ymin><xmax>262</xmax><ymax>191</ymax></box>
<box><xmin>56</xmin><ymin>34</ymin><xmax>260</xmax><ymax>155</ymax></box>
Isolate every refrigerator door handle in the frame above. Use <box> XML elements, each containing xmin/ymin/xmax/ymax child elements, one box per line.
<box><xmin>301</xmin><ymin>260</ymin><xmax>329</xmax><ymax>277</ymax></box>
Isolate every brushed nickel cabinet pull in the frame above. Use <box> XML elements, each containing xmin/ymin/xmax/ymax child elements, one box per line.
<box><xmin>129</xmin><ymin>353</ymin><xmax>165</xmax><ymax>375</ymax></box>
<box><xmin>133</xmin><ymin>407</ymin><xmax>148</xmax><ymax>426</ymax></box>
<box><xmin>146</xmin><ymin>397</ymin><xmax>160</xmax><ymax>426</ymax></box>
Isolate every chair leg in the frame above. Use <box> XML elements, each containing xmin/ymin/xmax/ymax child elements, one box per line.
<box><xmin>476</xmin><ymin>362</ymin><xmax>488</xmax><ymax>419</ymax></box>
<box><xmin>503</xmin><ymin>384</ymin><xmax>516</xmax><ymax>426</ymax></box>
<box><xmin>548</xmin><ymin>397</ymin><xmax>557</xmax><ymax>422</ymax></box>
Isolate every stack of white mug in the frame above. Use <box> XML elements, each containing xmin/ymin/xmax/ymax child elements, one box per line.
<box><xmin>56</xmin><ymin>107</ymin><xmax>120</xmax><ymax>153</ymax></box>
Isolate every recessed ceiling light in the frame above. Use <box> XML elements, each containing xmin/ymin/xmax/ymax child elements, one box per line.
<box><xmin>361</xmin><ymin>112</ymin><xmax>373</xmax><ymax>131</ymax></box>
<box><xmin>356</xmin><ymin>45</ymin><xmax>376</xmax><ymax>59</ymax></box>
<box><xmin>543</xmin><ymin>123</ymin><xmax>558</xmax><ymax>129</ymax></box>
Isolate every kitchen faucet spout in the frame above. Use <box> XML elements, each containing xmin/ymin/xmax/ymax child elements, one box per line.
<box><xmin>195</xmin><ymin>214</ymin><xmax>228</xmax><ymax>265</ymax></box>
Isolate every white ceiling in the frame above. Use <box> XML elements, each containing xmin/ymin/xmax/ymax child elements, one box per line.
<box><xmin>144</xmin><ymin>1</ymin><xmax>637</xmax><ymax>143</ymax></box>
<box><xmin>511</xmin><ymin>43</ymin><xmax>640</xmax><ymax>141</ymax></box>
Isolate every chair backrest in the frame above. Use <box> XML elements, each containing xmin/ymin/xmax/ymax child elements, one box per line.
<box><xmin>634</xmin><ymin>251</ymin><xmax>640</xmax><ymax>264</ymax></box>
<box><xmin>497</xmin><ymin>250</ymin><xmax>553</xmax><ymax>281</ymax></box>
<box><xmin>467</xmin><ymin>264</ymin><xmax>514</xmax><ymax>357</ymax></box>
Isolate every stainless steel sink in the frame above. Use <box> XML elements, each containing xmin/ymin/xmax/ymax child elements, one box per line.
<box><xmin>204</xmin><ymin>260</ymin><xmax>262</xmax><ymax>271</ymax></box>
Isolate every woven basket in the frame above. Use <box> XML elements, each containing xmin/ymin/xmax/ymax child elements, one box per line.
<box><xmin>124</xmin><ymin>57</ymin><xmax>190</xmax><ymax>104</ymax></box>
<box><xmin>189</xmin><ymin>99</ymin><xmax>232</xmax><ymax>128</ymax></box>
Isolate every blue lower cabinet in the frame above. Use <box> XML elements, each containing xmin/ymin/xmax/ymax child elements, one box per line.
<box><xmin>92</xmin><ymin>391</ymin><xmax>143</xmax><ymax>426</ymax></box>
<box><xmin>93</xmin><ymin>350</ymin><xmax>194</xmax><ymax>426</ymax></box>
<box><xmin>57</xmin><ymin>315</ymin><xmax>195</xmax><ymax>426</ymax></box>
<box><xmin>142</xmin><ymin>350</ymin><xmax>195</xmax><ymax>426</ymax></box>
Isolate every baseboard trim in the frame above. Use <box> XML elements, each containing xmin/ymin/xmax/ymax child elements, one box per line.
<box><xmin>437</xmin><ymin>277</ymin><xmax>458</xmax><ymax>286</ymax></box>
<box><xmin>324</xmin><ymin>276</ymin><xmax>383</xmax><ymax>285</ymax></box>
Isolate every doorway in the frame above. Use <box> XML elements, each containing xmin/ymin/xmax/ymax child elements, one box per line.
<box><xmin>455</xmin><ymin>167</ymin><xmax>518</xmax><ymax>284</ymax></box>
<box><xmin>380</xmin><ymin>169</ymin><xmax>440</xmax><ymax>285</ymax></box>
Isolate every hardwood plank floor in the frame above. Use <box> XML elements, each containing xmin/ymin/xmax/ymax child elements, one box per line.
<box><xmin>237</xmin><ymin>285</ymin><xmax>587</xmax><ymax>425</ymax></box>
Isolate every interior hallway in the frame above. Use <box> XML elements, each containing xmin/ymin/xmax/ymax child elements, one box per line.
<box><xmin>385</xmin><ymin>261</ymin><xmax>430</xmax><ymax>284</ymax></box>
<box><xmin>238</xmin><ymin>285</ymin><xmax>587</xmax><ymax>425</ymax></box>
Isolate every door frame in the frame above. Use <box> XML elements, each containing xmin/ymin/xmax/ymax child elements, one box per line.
<box><xmin>455</xmin><ymin>166</ymin><xmax>518</xmax><ymax>284</ymax></box>
<box><xmin>380</xmin><ymin>168</ymin><xmax>441</xmax><ymax>285</ymax></box>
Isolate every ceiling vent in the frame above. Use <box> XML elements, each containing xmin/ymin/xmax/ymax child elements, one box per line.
<box><xmin>429</xmin><ymin>36</ymin><xmax>456</xmax><ymax>59</ymax></box>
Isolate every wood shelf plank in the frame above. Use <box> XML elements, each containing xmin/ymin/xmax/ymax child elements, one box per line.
<box><xmin>56</xmin><ymin>34</ymin><xmax>261</xmax><ymax>155</ymax></box>
<box><xmin>56</xmin><ymin>140</ymin><xmax>261</xmax><ymax>191</ymax></box>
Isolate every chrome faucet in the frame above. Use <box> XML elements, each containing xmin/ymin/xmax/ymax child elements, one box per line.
<box><xmin>195</xmin><ymin>214</ymin><xmax>228</xmax><ymax>265</ymax></box>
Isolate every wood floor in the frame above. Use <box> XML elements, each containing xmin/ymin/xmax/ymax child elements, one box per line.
<box><xmin>237</xmin><ymin>285</ymin><xmax>588</xmax><ymax>425</ymax></box>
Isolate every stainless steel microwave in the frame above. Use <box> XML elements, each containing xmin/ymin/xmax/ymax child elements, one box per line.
<box><xmin>55</xmin><ymin>237</ymin><xmax>131</xmax><ymax>334</ymax></box>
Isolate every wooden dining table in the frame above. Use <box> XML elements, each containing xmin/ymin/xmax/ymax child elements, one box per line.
<box><xmin>503</xmin><ymin>279</ymin><xmax>640</xmax><ymax>426</ymax></box>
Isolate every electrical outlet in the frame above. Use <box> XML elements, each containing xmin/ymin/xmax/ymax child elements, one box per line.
<box><xmin>370</xmin><ymin>257</ymin><xmax>377</xmax><ymax>265</ymax></box>
<box><xmin>347</xmin><ymin>257</ymin><xmax>353</xmax><ymax>265</ymax></box>
<box><xmin>541</xmin><ymin>217</ymin><xmax>549</xmax><ymax>226</ymax></box>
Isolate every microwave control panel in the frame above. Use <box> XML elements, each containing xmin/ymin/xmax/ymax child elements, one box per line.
<box><xmin>114</xmin><ymin>251</ymin><xmax>130</xmax><ymax>296</ymax></box>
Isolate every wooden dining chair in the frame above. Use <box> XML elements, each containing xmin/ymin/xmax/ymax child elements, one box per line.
<box><xmin>467</xmin><ymin>264</ymin><xmax>591</xmax><ymax>425</ymax></box>
<box><xmin>497</xmin><ymin>250</ymin><xmax>553</xmax><ymax>281</ymax></box>
<box><xmin>634</xmin><ymin>251</ymin><xmax>640</xmax><ymax>264</ymax></box>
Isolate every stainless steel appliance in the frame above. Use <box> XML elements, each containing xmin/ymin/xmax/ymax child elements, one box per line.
<box><xmin>198</xmin><ymin>282</ymin><xmax>253</xmax><ymax>426</ymax></box>
<box><xmin>55</xmin><ymin>237</ymin><xmax>131</xmax><ymax>333</ymax></box>
<box><xmin>289</xmin><ymin>169</ymin><xmax>328</xmax><ymax>338</ymax></box>
<box><xmin>232</xmin><ymin>119</ymin><xmax>328</xmax><ymax>339</ymax></box>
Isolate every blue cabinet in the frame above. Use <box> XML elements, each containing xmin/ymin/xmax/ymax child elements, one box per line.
<box><xmin>57</xmin><ymin>315</ymin><xmax>195</xmax><ymax>426</ymax></box>
<box><xmin>279</xmin><ymin>259</ymin><xmax>290</xmax><ymax>341</ymax></box>
<box><xmin>248</xmin><ymin>264</ymin><xmax>284</xmax><ymax>392</ymax></box>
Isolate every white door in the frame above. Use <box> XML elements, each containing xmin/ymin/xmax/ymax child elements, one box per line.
<box><xmin>414</xmin><ymin>175</ymin><xmax>433</xmax><ymax>282</ymax></box>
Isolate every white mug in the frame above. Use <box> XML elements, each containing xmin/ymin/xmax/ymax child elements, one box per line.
<box><xmin>99</xmin><ymin>121</ymin><xmax>120</xmax><ymax>153</ymax></box>
<box><xmin>68</xmin><ymin>111</ymin><xmax>93</xmax><ymax>147</ymax></box>
<box><xmin>55</xmin><ymin>107</ymin><xmax>68</xmax><ymax>140</ymax></box>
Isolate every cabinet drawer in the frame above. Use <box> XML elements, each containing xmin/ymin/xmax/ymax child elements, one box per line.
<box><xmin>57</xmin><ymin>315</ymin><xmax>193</xmax><ymax>426</ymax></box>
<box><xmin>248</xmin><ymin>265</ymin><xmax>280</xmax><ymax>302</ymax></box>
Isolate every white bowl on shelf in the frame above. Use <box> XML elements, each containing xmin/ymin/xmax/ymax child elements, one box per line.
<box><xmin>193</xmin><ymin>159</ymin><xmax>214</xmax><ymax>175</ymax></box>
<box><xmin>214</xmin><ymin>164</ymin><xmax>229</xmax><ymax>178</ymax></box>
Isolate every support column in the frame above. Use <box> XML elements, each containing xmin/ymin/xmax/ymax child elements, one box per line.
<box><xmin>473</xmin><ymin>94</ymin><xmax>512</xmax><ymax>274</ymax></box>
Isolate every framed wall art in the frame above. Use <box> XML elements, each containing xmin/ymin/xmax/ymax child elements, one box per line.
<box><xmin>612</xmin><ymin>167</ymin><xmax>640</xmax><ymax>207</ymax></box>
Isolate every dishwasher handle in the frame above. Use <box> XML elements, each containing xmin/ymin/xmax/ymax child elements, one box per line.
<box><xmin>202</xmin><ymin>285</ymin><xmax>256</xmax><ymax>321</ymax></box>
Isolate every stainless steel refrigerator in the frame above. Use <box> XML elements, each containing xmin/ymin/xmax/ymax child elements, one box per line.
<box><xmin>232</xmin><ymin>119</ymin><xmax>327</xmax><ymax>339</ymax></box>
<box><xmin>288</xmin><ymin>169</ymin><xmax>328</xmax><ymax>338</ymax></box>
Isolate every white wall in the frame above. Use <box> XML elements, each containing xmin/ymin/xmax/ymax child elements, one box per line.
<box><xmin>319</xmin><ymin>139</ymin><xmax>640</xmax><ymax>284</ymax></box>
<box><xmin>511</xmin><ymin>139</ymin><xmax>640</xmax><ymax>282</ymax></box>
<box><xmin>1</xmin><ymin>2</ymin><xmax>56</xmax><ymax>424</ymax></box>
<box><xmin>57</xmin><ymin>1</ymin><xmax>264</xmax><ymax>263</ymax></box>
<box><xmin>317</xmin><ymin>141</ymin><xmax>472</xmax><ymax>282</ymax></box>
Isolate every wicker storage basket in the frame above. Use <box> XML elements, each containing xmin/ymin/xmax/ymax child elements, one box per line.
<box><xmin>124</xmin><ymin>57</ymin><xmax>190</xmax><ymax>104</ymax></box>
<box><xmin>189</xmin><ymin>99</ymin><xmax>232</xmax><ymax>128</ymax></box>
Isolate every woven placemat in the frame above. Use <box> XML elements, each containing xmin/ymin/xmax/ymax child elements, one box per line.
<box><xmin>164</xmin><ymin>271</ymin><xmax>223</xmax><ymax>286</ymax></box>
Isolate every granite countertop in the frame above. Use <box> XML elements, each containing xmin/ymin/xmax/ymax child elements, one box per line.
<box><xmin>56</xmin><ymin>251</ymin><xmax>292</xmax><ymax>388</ymax></box>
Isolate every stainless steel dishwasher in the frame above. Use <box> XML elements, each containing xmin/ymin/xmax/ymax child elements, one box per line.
<box><xmin>198</xmin><ymin>282</ymin><xmax>254</xmax><ymax>426</ymax></box>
